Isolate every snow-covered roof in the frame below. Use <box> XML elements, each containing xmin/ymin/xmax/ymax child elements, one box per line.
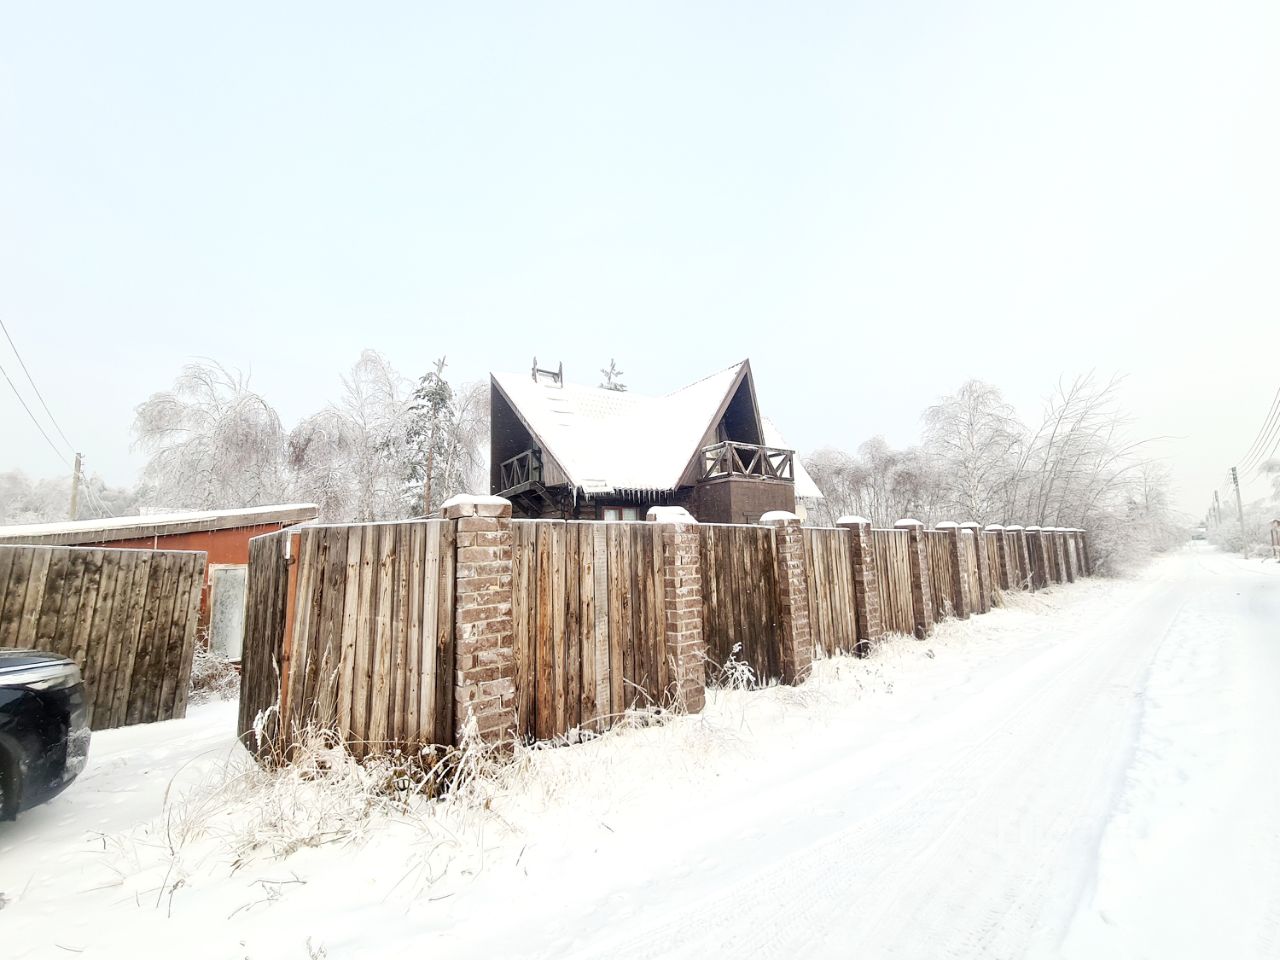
<box><xmin>0</xmin><ymin>503</ymin><xmax>319</xmax><ymax>546</ymax></box>
<box><xmin>492</xmin><ymin>361</ymin><xmax>823</xmax><ymax>499</ymax></box>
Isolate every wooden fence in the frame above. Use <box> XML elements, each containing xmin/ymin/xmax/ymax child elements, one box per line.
<box><xmin>511</xmin><ymin>520</ymin><xmax>669</xmax><ymax>741</ymax></box>
<box><xmin>871</xmin><ymin>529</ymin><xmax>916</xmax><ymax>636</ymax></box>
<box><xmin>238</xmin><ymin>510</ymin><xmax>1091</xmax><ymax>759</ymax></box>
<box><xmin>700</xmin><ymin>523</ymin><xmax>785</xmax><ymax>682</ymax></box>
<box><xmin>0</xmin><ymin>544</ymin><xmax>204</xmax><ymax>730</ymax></box>
<box><xmin>238</xmin><ymin>521</ymin><xmax>456</xmax><ymax>758</ymax></box>
<box><xmin>802</xmin><ymin>528</ymin><xmax>858</xmax><ymax>657</ymax></box>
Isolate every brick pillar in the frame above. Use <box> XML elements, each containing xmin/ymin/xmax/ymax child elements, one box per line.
<box><xmin>838</xmin><ymin>516</ymin><xmax>883</xmax><ymax>654</ymax></box>
<box><xmin>936</xmin><ymin>522</ymin><xmax>971</xmax><ymax>619</ymax></box>
<box><xmin>986</xmin><ymin>525</ymin><xmax>1011</xmax><ymax>590</ymax></box>
<box><xmin>764</xmin><ymin>512</ymin><xmax>812</xmax><ymax>684</ymax></box>
<box><xmin>961</xmin><ymin>522</ymin><xmax>991</xmax><ymax>613</ymax></box>
<box><xmin>894</xmin><ymin>519</ymin><xmax>934</xmax><ymax>639</ymax></box>
<box><xmin>443</xmin><ymin>494</ymin><xmax>516</xmax><ymax>745</ymax></box>
<box><xmin>650</xmin><ymin>508</ymin><xmax>706</xmax><ymax>713</ymax></box>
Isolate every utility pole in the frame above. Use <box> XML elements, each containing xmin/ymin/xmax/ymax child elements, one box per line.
<box><xmin>1212</xmin><ymin>490</ymin><xmax>1221</xmax><ymax>526</ymax></box>
<box><xmin>1231</xmin><ymin>466</ymin><xmax>1247</xmax><ymax>557</ymax></box>
<box><xmin>69</xmin><ymin>452</ymin><xmax>82</xmax><ymax>520</ymax></box>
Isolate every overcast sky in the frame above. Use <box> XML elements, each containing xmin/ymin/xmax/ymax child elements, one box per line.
<box><xmin>2</xmin><ymin>1</ymin><xmax>1277</xmax><ymax>516</ymax></box>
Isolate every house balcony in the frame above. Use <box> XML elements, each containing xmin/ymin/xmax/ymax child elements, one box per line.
<box><xmin>698</xmin><ymin>441</ymin><xmax>795</xmax><ymax>484</ymax></box>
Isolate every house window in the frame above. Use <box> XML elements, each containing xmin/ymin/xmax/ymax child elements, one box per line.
<box><xmin>601</xmin><ymin>506</ymin><xmax>639</xmax><ymax>522</ymax></box>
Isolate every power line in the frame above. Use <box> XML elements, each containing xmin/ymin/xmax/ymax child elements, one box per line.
<box><xmin>0</xmin><ymin>317</ymin><xmax>76</xmax><ymax>456</ymax></box>
<box><xmin>1238</xmin><ymin>388</ymin><xmax>1280</xmax><ymax>468</ymax></box>
<box><xmin>0</xmin><ymin>358</ymin><xmax>71</xmax><ymax>468</ymax></box>
<box><xmin>1245</xmin><ymin>405</ymin><xmax>1280</xmax><ymax>472</ymax></box>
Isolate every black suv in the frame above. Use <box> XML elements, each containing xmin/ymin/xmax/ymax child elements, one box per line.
<box><xmin>0</xmin><ymin>651</ymin><xmax>90</xmax><ymax>820</ymax></box>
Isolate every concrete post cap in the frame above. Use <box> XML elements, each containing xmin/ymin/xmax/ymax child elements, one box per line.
<box><xmin>893</xmin><ymin>518</ymin><xmax>924</xmax><ymax>528</ymax></box>
<box><xmin>646</xmin><ymin>506</ymin><xmax>697</xmax><ymax>524</ymax></box>
<box><xmin>1004</xmin><ymin>524</ymin><xmax>1024</xmax><ymax>531</ymax></box>
<box><xmin>984</xmin><ymin>524</ymin><xmax>1005</xmax><ymax>530</ymax></box>
<box><xmin>959</xmin><ymin>521</ymin><xmax>981</xmax><ymax>530</ymax></box>
<box><xmin>835</xmin><ymin>515</ymin><xmax>870</xmax><ymax>525</ymax></box>
<box><xmin>935</xmin><ymin>520</ymin><xmax>959</xmax><ymax>529</ymax></box>
<box><xmin>760</xmin><ymin>510</ymin><xmax>801</xmax><ymax>524</ymax></box>
<box><xmin>441</xmin><ymin>494</ymin><xmax>512</xmax><ymax>519</ymax></box>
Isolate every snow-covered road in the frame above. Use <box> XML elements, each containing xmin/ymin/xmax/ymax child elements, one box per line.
<box><xmin>2</xmin><ymin>545</ymin><xmax>1277</xmax><ymax>959</ymax></box>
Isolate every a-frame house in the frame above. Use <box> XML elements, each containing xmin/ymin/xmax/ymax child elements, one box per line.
<box><xmin>489</xmin><ymin>359</ymin><xmax>822</xmax><ymax>523</ymax></box>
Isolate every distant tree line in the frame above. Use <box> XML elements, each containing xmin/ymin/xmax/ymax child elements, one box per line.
<box><xmin>804</xmin><ymin>376</ymin><xmax>1188</xmax><ymax>573</ymax></box>
<box><xmin>0</xmin><ymin>351</ymin><xmax>488</xmax><ymax>525</ymax></box>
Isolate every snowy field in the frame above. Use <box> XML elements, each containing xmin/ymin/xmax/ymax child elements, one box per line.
<box><xmin>2</xmin><ymin>544</ymin><xmax>1277</xmax><ymax>959</ymax></box>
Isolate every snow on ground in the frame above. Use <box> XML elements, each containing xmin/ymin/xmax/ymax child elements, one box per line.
<box><xmin>2</xmin><ymin>545</ymin><xmax>1277</xmax><ymax>958</ymax></box>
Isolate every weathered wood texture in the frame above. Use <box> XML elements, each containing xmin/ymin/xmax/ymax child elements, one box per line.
<box><xmin>0</xmin><ymin>544</ymin><xmax>204</xmax><ymax>731</ymax></box>
<box><xmin>925</xmin><ymin>531</ymin><xmax>955</xmax><ymax>618</ymax></box>
<box><xmin>511</xmin><ymin>519</ymin><xmax>669</xmax><ymax>740</ymax></box>
<box><xmin>871</xmin><ymin>529</ymin><xmax>915</xmax><ymax>635</ymax></box>
<box><xmin>699</xmin><ymin>523</ymin><xmax>785</xmax><ymax>684</ymax></box>
<box><xmin>984</xmin><ymin>532</ymin><xmax>1003</xmax><ymax>605</ymax></box>
<box><xmin>237</xmin><ymin>521</ymin><xmax>456</xmax><ymax>759</ymax></box>
<box><xmin>801</xmin><ymin>527</ymin><xmax>859</xmax><ymax>658</ymax></box>
<box><xmin>961</xmin><ymin>530</ymin><xmax>983</xmax><ymax>609</ymax></box>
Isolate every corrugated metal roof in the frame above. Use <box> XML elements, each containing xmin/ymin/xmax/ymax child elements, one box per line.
<box><xmin>0</xmin><ymin>503</ymin><xmax>319</xmax><ymax>546</ymax></box>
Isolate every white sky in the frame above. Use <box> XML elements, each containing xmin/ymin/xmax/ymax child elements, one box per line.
<box><xmin>2</xmin><ymin>1</ymin><xmax>1277</xmax><ymax>516</ymax></box>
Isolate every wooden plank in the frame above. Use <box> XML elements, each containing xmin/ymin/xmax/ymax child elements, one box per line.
<box><xmin>511</xmin><ymin>520</ymin><xmax>533</xmax><ymax>738</ymax></box>
<box><xmin>123</xmin><ymin>553</ymin><xmax>169</xmax><ymax>727</ymax></box>
<box><xmin>418</xmin><ymin>521</ymin><xmax>440</xmax><ymax>743</ymax></box>
<box><xmin>67</xmin><ymin>549</ymin><xmax>105</xmax><ymax>670</ymax></box>
<box><xmin>103</xmin><ymin>551</ymin><xmax>148</xmax><ymax>729</ymax></box>
<box><xmin>389</xmin><ymin>524</ymin><xmax>411</xmax><ymax>747</ymax></box>
<box><xmin>170</xmin><ymin>554</ymin><xmax>206</xmax><ymax>720</ymax></box>
<box><xmin>551</xmin><ymin>521</ymin><xmax>568</xmax><ymax>735</ymax></box>
<box><xmin>367</xmin><ymin>523</ymin><xmax>397</xmax><ymax>751</ymax></box>
<box><xmin>52</xmin><ymin>548</ymin><xmax>88</xmax><ymax>660</ymax></box>
<box><xmin>577</xmin><ymin>525</ymin><xmax>595</xmax><ymax>728</ymax></box>
<box><xmin>591</xmin><ymin>524</ymin><xmax>609</xmax><ymax>729</ymax></box>
<box><xmin>33</xmin><ymin>547</ymin><xmax>70</xmax><ymax>652</ymax></box>
<box><xmin>433</xmin><ymin>519</ymin><xmax>456</xmax><ymax>747</ymax></box>
<box><xmin>607</xmin><ymin>524</ymin><xmax>625</xmax><ymax>716</ymax></box>
<box><xmin>336</xmin><ymin>527</ymin><xmax>364</xmax><ymax>739</ymax></box>
<box><xmin>318</xmin><ymin>527</ymin><xmax>351</xmax><ymax>732</ymax></box>
<box><xmin>351</xmin><ymin>525</ymin><xmax>378</xmax><ymax>754</ymax></box>
<box><xmin>533</xmin><ymin>522</ymin><xmax>553</xmax><ymax>738</ymax></box>
<box><xmin>79</xmin><ymin>552</ymin><xmax>119</xmax><ymax>725</ymax></box>
<box><xmin>0</xmin><ymin>547</ymin><xmax>26</xmax><ymax>649</ymax></box>
<box><xmin>155</xmin><ymin>554</ymin><xmax>196</xmax><ymax>721</ymax></box>
<box><xmin>15</xmin><ymin>548</ymin><xmax>52</xmax><ymax>650</ymax></box>
<box><xmin>405</xmin><ymin>522</ymin><xmax>425</xmax><ymax>745</ymax></box>
<box><xmin>564</xmin><ymin>522</ymin><xmax>581</xmax><ymax>732</ymax></box>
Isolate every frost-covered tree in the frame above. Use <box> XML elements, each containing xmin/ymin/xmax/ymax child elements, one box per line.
<box><xmin>289</xmin><ymin>351</ymin><xmax>417</xmax><ymax>521</ymax></box>
<box><xmin>923</xmin><ymin>381</ymin><xmax>1022</xmax><ymax>523</ymax></box>
<box><xmin>133</xmin><ymin>361</ymin><xmax>286</xmax><ymax>509</ymax></box>
<box><xmin>0</xmin><ymin>470</ymin><xmax>137</xmax><ymax>523</ymax></box>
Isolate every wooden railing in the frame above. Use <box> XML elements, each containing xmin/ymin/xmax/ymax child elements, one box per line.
<box><xmin>698</xmin><ymin>441</ymin><xmax>795</xmax><ymax>483</ymax></box>
<box><xmin>499</xmin><ymin>448</ymin><xmax>543</xmax><ymax>492</ymax></box>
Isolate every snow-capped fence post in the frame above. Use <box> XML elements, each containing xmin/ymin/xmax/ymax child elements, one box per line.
<box><xmin>894</xmin><ymin>519</ymin><xmax>934</xmax><ymax>639</ymax></box>
<box><xmin>443</xmin><ymin>494</ymin><xmax>517</xmax><ymax>746</ymax></box>
<box><xmin>1051</xmin><ymin>530</ymin><xmax>1067</xmax><ymax>584</ymax></box>
<box><xmin>837</xmin><ymin>516</ymin><xmax>883</xmax><ymax>653</ymax></box>
<box><xmin>1077</xmin><ymin>530</ymin><xmax>1092</xmax><ymax>576</ymax></box>
<box><xmin>936</xmin><ymin>522</ymin><xmax>972</xmax><ymax>619</ymax></box>
<box><xmin>763</xmin><ymin>511</ymin><xmax>813</xmax><ymax>684</ymax></box>
<box><xmin>1006</xmin><ymin>526</ymin><xmax>1031</xmax><ymax>589</ymax></box>
<box><xmin>986</xmin><ymin>525</ymin><xmax>1012</xmax><ymax>591</ymax></box>
<box><xmin>648</xmin><ymin>507</ymin><xmax>707</xmax><ymax>714</ymax></box>
<box><xmin>960</xmin><ymin>522</ymin><xmax>991</xmax><ymax>614</ymax></box>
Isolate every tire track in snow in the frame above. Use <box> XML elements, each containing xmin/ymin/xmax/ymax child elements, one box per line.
<box><xmin>560</xmin><ymin>579</ymin><xmax>1181</xmax><ymax>960</ymax></box>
